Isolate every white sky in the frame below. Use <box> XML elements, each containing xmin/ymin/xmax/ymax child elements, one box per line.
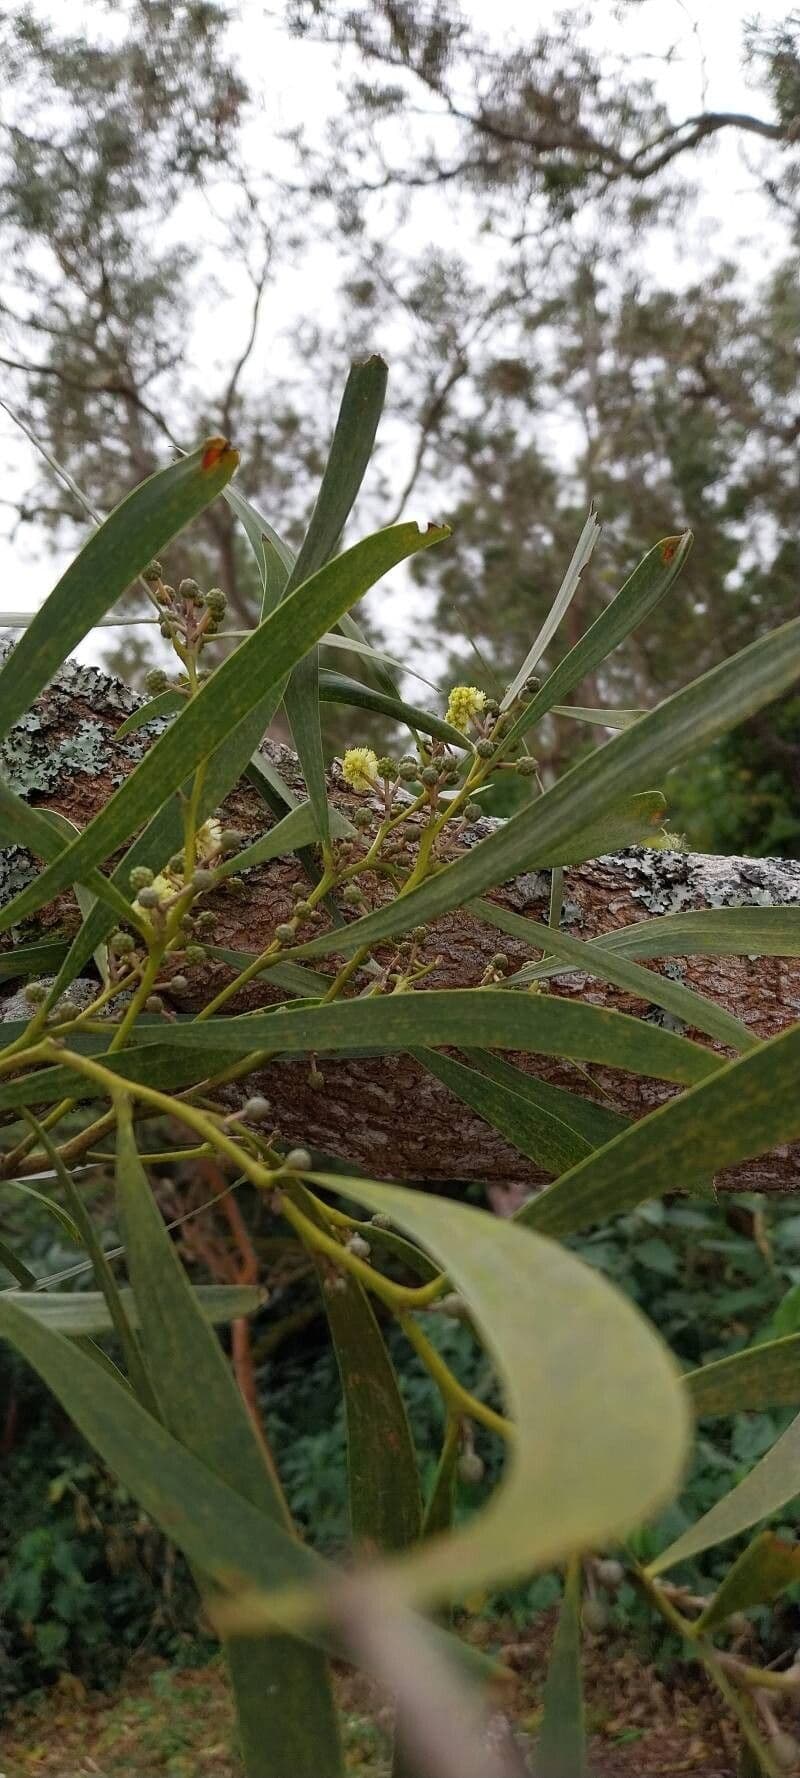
<box><xmin>0</xmin><ymin>0</ymin><xmax>793</xmax><ymax>660</ymax></box>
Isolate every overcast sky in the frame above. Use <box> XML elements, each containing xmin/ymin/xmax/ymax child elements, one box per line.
<box><xmin>0</xmin><ymin>0</ymin><xmax>793</xmax><ymax>656</ymax></box>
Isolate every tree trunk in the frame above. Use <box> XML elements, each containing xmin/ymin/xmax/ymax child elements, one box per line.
<box><xmin>2</xmin><ymin>648</ymin><xmax>799</xmax><ymax>1200</ymax></box>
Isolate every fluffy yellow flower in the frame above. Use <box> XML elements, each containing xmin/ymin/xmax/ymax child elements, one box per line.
<box><xmin>445</xmin><ymin>684</ymin><xmax>486</xmax><ymax>732</ymax></box>
<box><xmin>196</xmin><ymin>818</ymin><xmax>223</xmax><ymax>862</ymax></box>
<box><xmin>342</xmin><ymin>746</ymin><xmax>380</xmax><ymax>792</ymax></box>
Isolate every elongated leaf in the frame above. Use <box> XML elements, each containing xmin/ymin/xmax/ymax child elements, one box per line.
<box><xmin>416</xmin><ymin>1047</ymin><xmax>592</xmax><ymax>1175</ymax></box>
<box><xmin>114</xmin><ymin>690</ymin><xmax>185</xmax><ymax>737</ymax></box>
<box><xmin>501</xmin><ymin>532</ymin><xmax>693</xmax><ymax>746</ymax></box>
<box><xmin>0</xmin><ymin>1238</ymin><xmax>36</xmax><ymax>1287</ymax></box>
<box><xmin>0</xmin><ymin>1040</ymin><xmax>245</xmax><ymax>1115</ymax></box>
<box><xmin>164</xmin><ymin>988</ymin><xmax>716</xmax><ymax>1085</ymax></box>
<box><xmin>292</xmin><ymin>608</ymin><xmax>800</xmax><ymax>964</ymax></box>
<box><xmin>115</xmin><ymin>1106</ymin><xmax>341</xmax><ymax>1778</ymax></box>
<box><xmin>282</xmin><ymin>359</ymin><xmax>388</xmax><ymax>846</ymax></box>
<box><xmin>26</xmin><ymin>1112</ymin><xmax>154</xmax><ymax>1408</ymax></box>
<box><xmin>0</xmin><ymin>940</ymin><xmax>68</xmax><ymax>984</ymax></box>
<box><xmin>47</xmin><ymin>797</ymin><xmax>184</xmax><ymax>1003</ymax></box>
<box><xmin>693</xmin><ymin>1532</ymin><xmax>800</xmax><ymax>1635</ymax></box>
<box><xmin>4</xmin><ymin>1179</ymin><xmax>80</xmax><ymax>1244</ymax></box>
<box><xmin>216</xmin><ymin>800</ymin><xmax>354</xmax><ymax>884</ymax></box>
<box><xmin>223</xmin><ymin>482</ymin><xmax>293</xmax><ymax>615</ymax></box>
<box><xmin>473</xmin><ymin>898</ymin><xmax>759</xmax><ymax>1054</ymax></box>
<box><xmin>467</xmin><ymin>1052</ymin><xmax>629</xmax><ymax>1150</ymax></box>
<box><xmin>0</xmin><ymin>439</ymin><xmax>237</xmax><ymax>740</ymax></box>
<box><xmin>551</xmin><ymin>705</ymin><xmax>644</xmax><ymax>729</ymax></box>
<box><xmin>269</xmin><ymin>1173</ymin><xmax>689</xmax><ymax>1614</ymax></box>
<box><xmin>685</xmin><ymin>1336</ymin><xmax>800</xmax><ymax>1417</ymax></box>
<box><xmin>5</xmin><ymin>1285</ymin><xmax>263</xmax><ymax>1335</ymax></box>
<box><xmin>319</xmin><ymin>669</ymin><xmax>471</xmax><ymax>751</ymax></box>
<box><xmin>0</xmin><ymin>779</ymin><xmax>138</xmax><ymax>931</ymax></box>
<box><xmin>501</xmin><ymin>507</ymin><xmax>601</xmax><ymax>710</ymax></box>
<box><xmin>0</xmin><ymin>521</ymin><xmax>448</xmax><ymax>935</ymax></box>
<box><xmin>650</xmin><ymin>1397</ymin><xmax>800</xmax><ymax>1572</ymax></box>
<box><xmin>319</xmin><ymin>1261</ymin><xmax>422</xmax><ymax>1552</ymax></box>
<box><xmin>523</xmin><ymin>1019</ymin><xmax>800</xmax><ymax>1241</ymax></box>
<box><xmin>535</xmin><ymin>1557</ymin><xmax>586</xmax><ymax>1778</ymax></box>
<box><xmin>574</xmin><ymin>905</ymin><xmax>800</xmax><ymax>963</ymax></box>
<box><xmin>203</xmin><ymin>945</ymin><xmax>330</xmax><ymax>1000</ymax></box>
<box><xmin>422</xmin><ymin>1418</ymin><xmax>460</xmax><ymax>1540</ymax></box>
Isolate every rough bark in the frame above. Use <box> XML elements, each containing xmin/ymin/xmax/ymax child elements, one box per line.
<box><xmin>2</xmin><ymin>646</ymin><xmax>799</xmax><ymax>1200</ymax></box>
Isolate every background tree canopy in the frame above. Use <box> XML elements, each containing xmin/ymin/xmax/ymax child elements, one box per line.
<box><xmin>1</xmin><ymin>0</ymin><xmax>799</xmax><ymax>847</ymax></box>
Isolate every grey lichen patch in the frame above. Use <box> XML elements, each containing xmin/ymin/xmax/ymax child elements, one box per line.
<box><xmin>1</xmin><ymin>715</ymin><xmax>115</xmax><ymax>796</ymax></box>
<box><xmin>0</xmin><ymin>634</ymin><xmax>139</xmax><ymax>720</ymax></box>
<box><xmin>612</xmin><ymin>846</ymin><xmax>699</xmax><ymax>916</ymax></box>
<box><xmin>698</xmin><ymin>854</ymin><xmax>800</xmax><ymax>910</ymax></box>
<box><xmin>0</xmin><ymin>845</ymin><xmax>38</xmax><ymax>911</ymax></box>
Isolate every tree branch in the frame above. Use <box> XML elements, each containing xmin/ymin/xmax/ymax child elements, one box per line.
<box><xmin>1</xmin><ymin>650</ymin><xmax>799</xmax><ymax>1200</ymax></box>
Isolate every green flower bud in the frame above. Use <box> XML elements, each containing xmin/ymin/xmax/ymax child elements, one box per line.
<box><xmin>110</xmin><ymin>930</ymin><xmax>136</xmax><ymax>956</ymax></box>
<box><xmin>370</xmin><ymin>1212</ymin><xmax>391</xmax><ymax>1229</ymax></box>
<box><xmin>145</xmin><ymin>994</ymin><xmax>164</xmax><ymax>1014</ymax></box>
<box><xmin>243</xmin><ymin>1095</ymin><xmax>272</xmax><ymax>1122</ymax></box>
<box><xmin>476</xmin><ymin>738</ymin><xmax>495</xmax><ymax>759</ymax></box>
<box><xmin>582</xmin><ymin>1598</ymin><xmax>609</xmax><ymax>1634</ymax></box>
<box><xmin>204</xmin><ymin>587</ymin><xmax>227</xmax><ymax>619</ymax></box>
<box><xmin>159</xmin><ymin>621</ymin><xmax>173</xmax><ymax>639</ymax></box>
<box><xmin>143</xmin><ymin>560</ymin><xmax>163</xmax><ymax>584</ymax></box>
<box><xmin>293</xmin><ymin>900</ymin><xmax>311</xmax><ymax>919</ymax></box>
<box><xmin>376</xmin><ymin>756</ymin><xmax>397</xmax><ymax>779</ymax></box>
<box><xmin>23</xmin><ymin>980</ymin><xmax>47</xmax><ymax>1004</ymax></box>
<box><xmin>178</xmin><ymin>577</ymin><xmax>202</xmax><ymax>602</ymax></box>
<box><xmin>596</xmin><ymin>1559</ymin><xmax>624</xmax><ymax>1590</ymax></box>
<box><xmin>524</xmin><ymin>674</ymin><xmax>541</xmax><ymax>693</ymax></box>
<box><xmin>136</xmin><ymin>885</ymin><xmax>162</xmax><ymax>908</ymax></box>
<box><xmin>771</xmin><ymin>1731</ymin><xmax>800</xmax><ymax>1771</ymax></box>
<box><xmin>398</xmin><ymin>757</ymin><xmax>419</xmax><ymax>781</ymax></box>
<box><xmin>218</xmin><ymin>828</ymin><xmax>245</xmax><ymax>854</ymax></box>
<box><xmin>194</xmin><ymin>909</ymin><xmax>217</xmax><ymax>931</ymax></box>
<box><xmin>168</xmin><ymin>974</ymin><xmax>188</xmax><ymax>994</ymax></box>
<box><xmin>191</xmin><ymin>867</ymin><xmax>216</xmax><ymax>891</ymax></box>
<box><xmin>484</xmin><ymin>697</ymin><xmax>501</xmax><ymax>715</ymax></box>
<box><xmin>352</xmin><ymin>806</ymin><xmax>373</xmax><ymax>829</ymax></box>
<box><xmin>284</xmin><ymin>1146</ymin><xmax>312</xmax><ymax>1171</ymax></box>
<box><xmin>457</xmin><ymin>1450</ymin><xmax>485</xmax><ymax>1485</ymax></box>
<box><xmin>130</xmin><ymin>865</ymin><xmax>154</xmax><ymax>891</ymax></box>
<box><xmin>420</xmin><ymin>765</ymin><xmax>440</xmax><ymax>786</ymax></box>
<box><xmin>442</xmin><ymin>767</ymin><xmax>460</xmax><ymax>784</ymax></box>
<box><xmin>275</xmin><ymin>921</ymin><xmax>297</xmax><ymax>943</ymax></box>
<box><xmin>490</xmin><ymin>952</ymin><xmax>509</xmax><ymax>974</ymax></box>
<box><xmin>184</xmin><ymin>944</ymin><xmax>206</xmax><ymax>964</ymax></box>
<box><xmin>464</xmin><ymin>801</ymin><xmax>483</xmax><ymax>822</ymax></box>
<box><xmin>516</xmin><ymin>755</ymin><xmax>538</xmax><ymax>776</ymax></box>
<box><xmin>411</xmin><ymin>926</ymin><xmax>428</xmax><ymax>943</ymax></box>
<box><xmin>342</xmin><ymin>882</ymin><xmax>364</xmax><ymax>905</ymax></box>
<box><xmin>144</xmin><ymin>669</ymin><xmax>170</xmax><ymax>696</ymax></box>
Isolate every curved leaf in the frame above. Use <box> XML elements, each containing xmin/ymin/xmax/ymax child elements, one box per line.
<box><xmin>416</xmin><ymin>1047</ymin><xmax>592</xmax><ymax>1174</ymax></box>
<box><xmin>535</xmin><ymin>1557</ymin><xmax>586</xmax><ymax>1778</ymax></box>
<box><xmin>685</xmin><ymin>1336</ymin><xmax>800</xmax><ymax>1417</ymax></box>
<box><xmin>0</xmin><ymin>438</ymin><xmax>237</xmax><ymax>740</ymax></box>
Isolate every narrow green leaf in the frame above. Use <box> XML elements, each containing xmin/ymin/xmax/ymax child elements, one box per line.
<box><xmin>416</xmin><ymin>1047</ymin><xmax>592</xmax><ymax>1175</ymax></box>
<box><xmin>0</xmin><ymin>438</ymin><xmax>238</xmax><ymax>741</ymax></box>
<box><xmin>422</xmin><ymin>1418</ymin><xmax>460</xmax><ymax>1540</ymax></box>
<box><xmin>0</xmin><ymin>521</ymin><xmax>448</xmax><ymax>935</ymax></box>
<box><xmin>685</xmin><ymin>1336</ymin><xmax>800</xmax><ymax>1417</ymax></box>
<box><xmin>0</xmin><ymin>1040</ymin><xmax>245</xmax><ymax>1115</ymax></box>
<box><xmin>319</xmin><ymin>669</ymin><xmax>472</xmax><ymax>751</ymax></box>
<box><xmin>167</xmin><ymin>988</ymin><xmax>717</xmax><ymax>1085</ymax></box>
<box><xmin>535</xmin><ymin>1556</ymin><xmax>586</xmax><ymax>1778</ymax></box>
<box><xmin>573</xmin><ymin>905</ymin><xmax>800</xmax><ymax>963</ymax></box>
<box><xmin>0</xmin><ymin>778</ymin><xmax>140</xmax><ymax>932</ymax></box>
<box><xmin>693</xmin><ymin>1532</ymin><xmax>800</xmax><ymax>1635</ymax></box>
<box><xmin>223</xmin><ymin>482</ymin><xmax>293</xmax><ymax>615</ymax></box>
<box><xmin>650</xmin><ymin>1403</ymin><xmax>800</xmax><ymax>1570</ymax></box>
<box><xmin>4</xmin><ymin>1178</ymin><xmax>81</xmax><ymax>1244</ymax></box>
<box><xmin>114</xmin><ymin>690</ymin><xmax>185</xmax><ymax>737</ymax></box>
<box><xmin>473</xmin><ymin>897</ymin><xmax>759</xmax><ymax>1053</ymax></box>
<box><xmin>292</xmin><ymin>610</ymin><xmax>800</xmax><ymax>964</ymax></box>
<box><xmin>0</xmin><ymin>1238</ymin><xmax>37</xmax><ymax>1287</ymax></box>
<box><xmin>203</xmin><ymin>945</ymin><xmax>330</xmax><ymax>1000</ymax></box>
<box><xmin>501</xmin><ymin>532</ymin><xmax>693</xmax><ymax>746</ymax></box>
<box><xmin>467</xmin><ymin>1052</ymin><xmax>629</xmax><ymax>1150</ymax></box>
<box><xmin>316</xmin><ymin>1256</ymin><xmax>422</xmax><ymax>1552</ymax></box>
<box><xmin>282</xmin><ymin>358</ymin><xmax>388</xmax><ymax>846</ymax></box>
<box><xmin>501</xmin><ymin>507</ymin><xmax>601</xmax><ymax>711</ymax></box>
<box><xmin>5</xmin><ymin>1286</ymin><xmax>263</xmax><ymax>1336</ymax></box>
<box><xmin>115</xmin><ymin>1105</ymin><xmax>342</xmax><ymax>1778</ymax></box>
<box><xmin>215</xmin><ymin>801</ymin><xmax>354</xmax><ymax>882</ymax></box>
<box><xmin>551</xmin><ymin>706</ymin><xmax>644</xmax><ymax>729</ymax></box>
<box><xmin>0</xmin><ymin>940</ymin><xmax>68</xmax><ymax>984</ymax></box>
<box><xmin>522</xmin><ymin>1019</ymin><xmax>800</xmax><ymax>1242</ymax></box>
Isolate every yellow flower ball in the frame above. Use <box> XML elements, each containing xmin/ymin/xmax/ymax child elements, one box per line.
<box><xmin>445</xmin><ymin>685</ymin><xmax>486</xmax><ymax>732</ymax></box>
<box><xmin>342</xmin><ymin>746</ymin><xmax>380</xmax><ymax>792</ymax></box>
